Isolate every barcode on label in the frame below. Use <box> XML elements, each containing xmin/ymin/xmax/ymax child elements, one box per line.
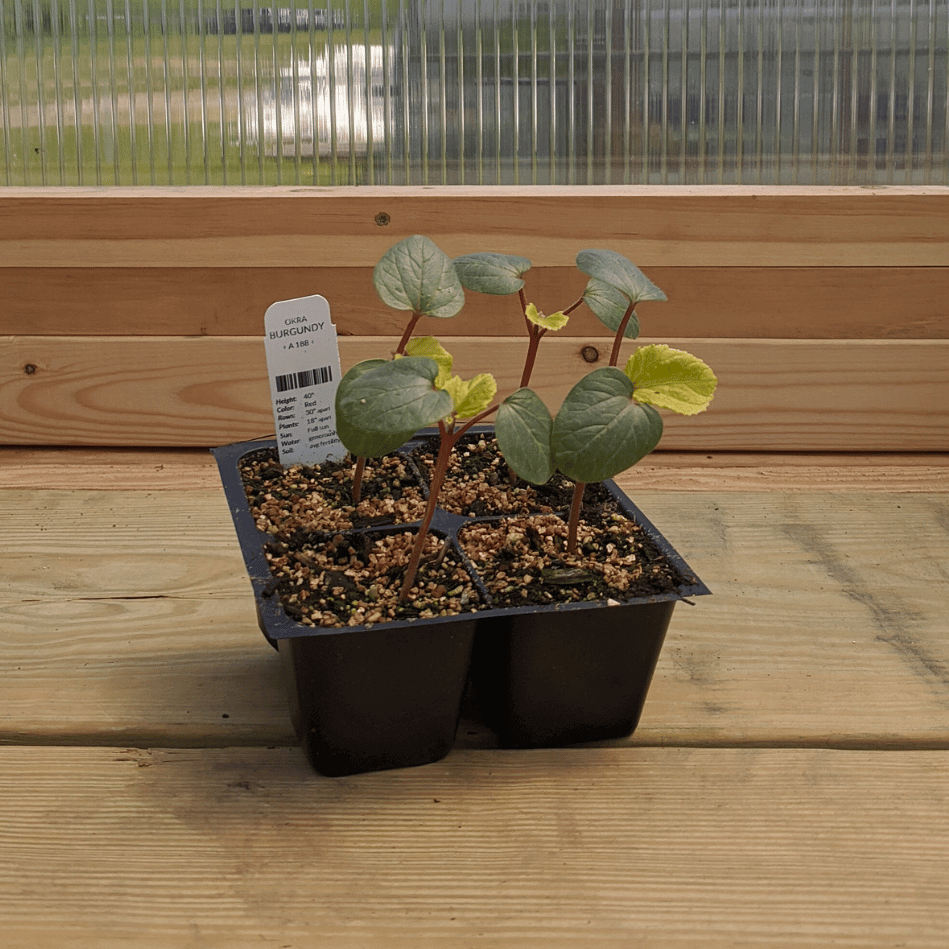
<box><xmin>274</xmin><ymin>365</ymin><xmax>334</xmax><ymax>393</ymax></box>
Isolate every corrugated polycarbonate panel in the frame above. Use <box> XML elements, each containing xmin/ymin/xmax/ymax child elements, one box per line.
<box><xmin>1</xmin><ymin>0</ymin><xmax>946</xmax><ymax>185</ymax></box>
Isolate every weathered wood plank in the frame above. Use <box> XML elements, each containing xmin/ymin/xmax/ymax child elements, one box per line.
<box><xmin>1</xmin><ymin>186</ymin><xmax>947</xmax><ymax>267</ymax></box>
<box><xmin>0</xmin><ymin>488</ymin><xmax>247</xmax><ymax>601</ymax></box>
<box><xmin>1</xmin><ymin>746</ymin><xmax>947</xmax><ymax>948</ymax></box>
<box><xmin>4</xmin><ymin>266</ymin><xmax>948</xmax><ymax>339</ymax></box>
<box><xmin>634</xmin><ymin>490</ymin><xmax>949</xmax><ymax>748</ymax></box>
<box><xmin>623</xmin><ymin>458</ymin><xmax>949</xmax><ymax>493</ymax></box>
<box><xmin>0</xmin><ymin>448</ymin><xmax>225</xmax><ymax>490</ymax></box>
<box><xmin>3</xmin><ymin>336</ymin><xmax>948</xmax><ymax>450</ymax></box>
<box><xmin>2</xmin><ymin>447</ymin><xmax>948</xmax><ymax>492</ymax></box>
<box><xmin>0</xmin><ymin>597</ymin><xmax>291</xmax><ymax>747</ymax></box>
<box><xmin>3</xmin><ymin>489</ymin><xmax>947</xmax><ymax>747</ymax></box>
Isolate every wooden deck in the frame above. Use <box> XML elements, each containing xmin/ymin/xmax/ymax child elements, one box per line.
<box><xmin>2</xmin><ymin>186</ymin><xmax>948</xmax><ymax>946</ymax></box>
<box><xmin>2</xmin><ymin>449</ymin><xmax>948</xmax><ymax>947</ymax></box>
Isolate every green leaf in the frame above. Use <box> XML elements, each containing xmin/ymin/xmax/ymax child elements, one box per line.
<box><xmin>581</xmin><ymin>278</ymin><xmax>641</xmax><ymax>339</ymax></box>
<box><xmin>373</xmin><ymin>235</ymin><xmax>465</xmax><ymax>318</ymax></box>
<box><xmin>333</xmin><ymin>360</ymin><xmax>417</xmax><ymax>457</ymax></box>
<box><xmin>551</xmin><ymin>368</ymin><xmax>663</xmax><ymax>483</ymax></box>
<box><xmin>442</xmin><ymin>372</ymin><xmax>497</xmax><ymax>419</ymax></box>
<box><xmin>575</xmin><ymin>249</ymin><xmax>666</xmax><ymax>305</ymax></box>
<box><xmin>625</xmin><ymin>344</ymin><xmax>718</xmax><ymax>416</ymax></box>
<box><xmin>335</xmin><ymin>357</ymin><xmax>452</xmax><ymax>441</ymax></box>
<box><xmin>496</xmin><ymin>388</ymin><xmax>555</xmax><ymax>485</ymax></box>
<box><xmin>335</xmin><ymin>414</ymin><xmax>416</xmax><ymax>459</ymax></box>
<box><xmin>403</xmin><ymin>335</ymin><xmax>453</xmax><ymax>388</ymax></box>
<box><xmin>525</xmin><ymin>302</ymin><xmax>570</xmax><ymax>332</ymax></box>
<box><xmin>453</xmin><ymin>253</ymin><xmax>532</xmax><ymax>295</ymax></box>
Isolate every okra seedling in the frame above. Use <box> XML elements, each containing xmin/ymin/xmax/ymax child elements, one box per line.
<box><xmin>375</xmin><ymin>234</ymin><xmax>465</xmax><ymax>356</ymax></box>
<box><xmin>497</xmin><ymin>344</ymin><xmax>717</xmax><ymax>553</ymax></box>
<box><xmin>335</xmin><ymin>345</ymin><xmax>497</xmax><ymax>600</ymax></box>
<box><xmin>349</xmin><ymin>235</ymin><xmax>465</xmax><ymax>503</ymax></box>
<box><xmin>491</xmin><ymin>248</ymin><xmax>712</xmax><ymax>553</ymax></box>
<box><xmin>453</xmin><ymin>247</ymin><xmax>668</xmax><ymax>384</ymax></box>
<box><xmin>453</xmin><ymin>253</ymin><xmax>575</xmax><ymax>388</ymax></box>
<box><xmin>575</xmin><ymin>249</ymin><xmax>668</xmax><ymax>367</ymax></box>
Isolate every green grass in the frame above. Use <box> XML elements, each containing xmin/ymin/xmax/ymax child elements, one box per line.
<box><xmin>1</xmin><ymin>3</ymin><xmax>398</xmax><ymax>184</ymax></box>
<box><xmin>1</xmin><ymin>1</ymin><xmax>573</xmax><ymax>185</ymax></box>
<box><xmin>1</xmin><ymin>118</ymin><xmax>381</xmax><ymax>185</ymax></box>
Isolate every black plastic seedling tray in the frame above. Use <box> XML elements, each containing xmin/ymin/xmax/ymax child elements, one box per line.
<box><xmin>213</xmin><ymin>437</ymin><xmax>709</xmax><ymax>774</ymax></box>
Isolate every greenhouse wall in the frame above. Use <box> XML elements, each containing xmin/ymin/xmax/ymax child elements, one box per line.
<box><xmin>1</xmin><ymin>0</ymin><xmax>946</xmax><ymax>185</ymax></box>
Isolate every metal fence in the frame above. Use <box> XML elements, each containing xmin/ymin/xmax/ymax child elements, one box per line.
<box><xmin>1</xmin><ymin>0</ymin><xmax>946</xmax><ymax>185</ymax></box>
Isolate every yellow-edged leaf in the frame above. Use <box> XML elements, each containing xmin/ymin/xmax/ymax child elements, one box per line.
<box><xmin>625</xmin><ymin>344</ymin><xmax>718</xmax><ymax>416</ymax></box>
<box><xmin>403</xmin><ymin>335</ymin><xmax>453</xmax><ymax>388</ymax></box>
<box><xmin>442</xmin><ymin>372</ymin><xmax>498</xmax><ymax>419</ymax></box>
<box><xmin>525</xmin><ymin>302</ymin><xmax>569</xmax><ymax>331</ymax></box>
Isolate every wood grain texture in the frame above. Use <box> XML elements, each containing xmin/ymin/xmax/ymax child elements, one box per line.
<box><xmin>1</xmin><ymin>186</ymin><xmax>947</xmax><ymax>267</ymax></box>
<box><xmin>3</xmin><ymin>335</ymin><xmax>948</xmax><ymax>449</ymax></box>
<box><xmin>623</xmin><ymin>458</ymin><xmax>949</xmax><ymax>492</ymax></box>
<box><xmin>0</xmin><ymin>447</ymin><xmax>225</xmax><ymax>490</ymax></box>
<box><xmin>1</xmin><ymin>746</ymin><xmax>947</xmax><ymax>948</ymax></box>
<box><xmin>4</xmin><ymin>265</ymin><xmax>948</xmax><ymax>339</ymax></box>
<box><xmin>3</xmin><ymin>488</ymin><xmax>948</xmax><ymax>747</ymax></box>
<box><xmin>2</xmin><ymin>447</ymin><xmax>948</xmax><ymax>491</ymax></box>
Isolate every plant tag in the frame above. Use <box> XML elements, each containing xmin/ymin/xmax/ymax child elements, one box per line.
<box><xmin>264</xmin><ymin>294</ymin><xmax>346</xmax><ymax>467</ymax></box>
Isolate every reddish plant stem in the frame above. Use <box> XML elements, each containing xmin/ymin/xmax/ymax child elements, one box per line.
<box><xmin>399</xmin><ymin>422</ymin><xmax>453</xmax><ymax>602</ymax></box>
<box><xmin>395</xmin><ymin>312</ymin><xmax>422</xmax><ymax>355</ymax></box>
<box><xmin>351</xmin><ymin>455</ymin><xmax>367</xmax><ymax>504</ymax></box>
<box><xmin>566</xmin><ymin>480</ymin><xmax>587</xmax><ymax>555</ymax></box>
<box><xmin>397</xmin><ymin>404</ymin><xmax>500</xmax><ymax>602</ymax></box>
<box><xmin>519</xmin><ymin>327</ymin><xmax>544</xmax><ymax>388</ymax></box>
<box><xmin>608</xmin><ymin>303</ymin><xmax>637</xmax><ymax>367</ymax></box>
<box><xmin>517</xmin><ymin>288</ymin><xmax>549</xmax><ymax>390</ymax></box>
<box><xmin>563</xmin><ymin>295</ymin><xmax>585</xmax><ymax>315</ymax></box>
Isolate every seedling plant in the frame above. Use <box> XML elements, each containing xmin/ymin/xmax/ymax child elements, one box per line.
<box><xmin>335</xmin><ymin>235</ymin><xmax>717</xmax><ymax>600</ymax></box>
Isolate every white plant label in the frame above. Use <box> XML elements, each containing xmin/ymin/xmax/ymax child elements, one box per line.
<box><xmin>264</xmin><ymin>294</ymin><xmax>346</xmax><ymax>467</ymax></box>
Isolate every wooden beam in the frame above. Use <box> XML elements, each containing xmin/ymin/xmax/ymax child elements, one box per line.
<box><xmin>2</xmin><ymin>336</ymin><xmax>948</xmax><ymax>450</ymax></box>
<box><xmin>3</xmin><ymin>265</ymin><xmax>948</xmax><ymax>339</ymax></box>
<box><xmin>0</xmin><ymin>746</ymin><xmax>947</xmax><ymax>946</ymax></box>
<box><xmin>2</xmin><ymin>186</ymin><xmax>947</xmax><ymax>267</ymax></box>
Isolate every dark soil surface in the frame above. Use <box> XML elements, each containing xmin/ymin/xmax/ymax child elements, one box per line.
<box><xmin>239</xmin><ymin>447</ymin><xmax>426</xmax><ymax>536</ymax></box>
<box><xmin>238</xmin><ymin>441</ymin><xmax>694</xmax><ymax>627</ymax></box>
<box><xmin>262</xmin><ymin>529</ymin><xmax>483</xmax><ymax>628</ymax></box>
<box><xmin>459</xmin><ymin>510</ymin><xmax>691</xmax><ymax>609</ymax></box>
<box><xmin>411</xmin><ymin>433</ymin><xmax>618</xmax><ymax>516</ymax></box>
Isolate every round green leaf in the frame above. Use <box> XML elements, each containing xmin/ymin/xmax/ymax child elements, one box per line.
<box><xmin>453</xmin><ymin>253</ymin><xmax>532</xmax><ymax>295</ymax></box>
<box><xmin>335</xmin><ymin>412</ymin><xmax>417</xmax><ymax>459</ymax></box>
<box><xmin>334</xmin><ymin>360</ymin><xmax>417</xmax><ymax>457</ymax></box>
<box><xmin>625</xmin><ymin>344</ymin><xmax>718</xmax><ymax>416</ymax></box>
<box><xmin>496</xmin><ymin>388</ymin><xmax>555</xmax><ymax>485</ymax></box>
<box><xmin>373</xmin><ymin>235</ymin><xmax>465</xmax><ymax>318</ymax></box>
<box><xmin>582</xmin><ymin>278</ymin><xmax>641</xmax><ymax>339</ymax></box>
<box><xmin>575</xmin><ymin>249</ymin><xmax>667</xmax><ymax>305</ymax></box>
<box><xmin>552</xmin><ymin>368</ymin><xmax>663</xmax><ymax>483</ymax></box>
<box><xmin>335</xmin><ymin>356</ymin><xmax>452</xmax><ymax>439</ymax></box>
